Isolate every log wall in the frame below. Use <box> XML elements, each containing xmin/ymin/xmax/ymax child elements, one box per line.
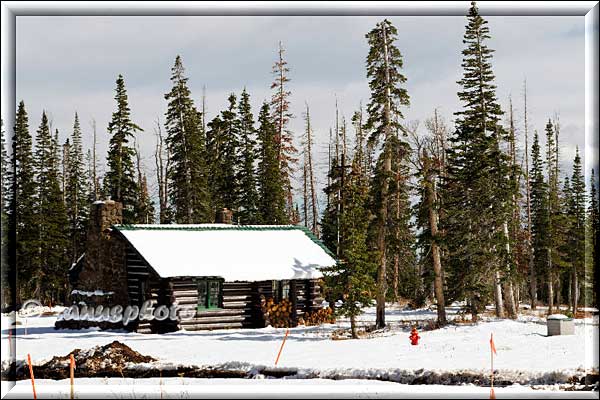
<box><xmin>168</xmin><ymin>278</ymin><xmax>323</xmax><ymax>332</ymax></box>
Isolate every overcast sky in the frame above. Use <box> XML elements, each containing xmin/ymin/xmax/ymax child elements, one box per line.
<box><xmin>15</xmin><ymin>11</ymin><xmax>594</xmax><ymax>204</ymax></box>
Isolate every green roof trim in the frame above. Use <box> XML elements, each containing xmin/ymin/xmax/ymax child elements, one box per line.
<box><xmin>113</xmin><ymin>224</ymin><xmax>338</xmax><ymax>261</ymax></box>
<box><xmin>294</xmin><ymin>225</ymin><xmax>337</xmax><ymax>260</ymax></box>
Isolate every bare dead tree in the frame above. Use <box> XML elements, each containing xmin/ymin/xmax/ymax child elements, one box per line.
<box><xmin>154</xmin><ymin>119</ymin><xmax>170</xmax><ymax>223</ymax></box>
<box><xmin>301</xmin><ymin>103</ymin><xmax>319</xmax><ymax>236</ymax></box>
<box><xmin>410</xmin><ymin>110</ymin><xmax>448</xmax><ymax>326</ymax></box>
<box><xmin>90</xmin><ymin>118</ymin><xmax>99</xmax><ymax>200</ymax></box>
<box><xmin>522</xmin><ymin>79</ymin><xmax>536</xmax><ymax>310</ymax></box>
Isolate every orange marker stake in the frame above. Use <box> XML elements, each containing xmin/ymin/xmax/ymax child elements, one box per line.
<box><xmin>27</xmin><ymin>353</ymin><xmax>37</xmax><ymax>400</ymax></box>
<box><xmin>490</xmin><ymin>333</ymin><xmax>497</xmax><ymax>399</ymax></box>
<box><xmin>274</xmin><ymin>329</ymin><xmax>290</xmax><ymax>366</ymax></box>
<box><xmin>70</xmin><ymin>354</ymin><xmax>75</xmax><ymax>399</ymax></box>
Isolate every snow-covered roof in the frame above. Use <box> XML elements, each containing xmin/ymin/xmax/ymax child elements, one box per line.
<box><xmin>113</xmin><ymin>224</ymin><xmax>336</xmax><ymax>282</ymax></box>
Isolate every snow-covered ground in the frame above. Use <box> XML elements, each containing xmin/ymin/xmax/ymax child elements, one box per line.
<box><xmin>1</xmin><ymin>304</ymin><xmax>598</xmax><ymax>398</ymax></box>
<box><xmin>3</xmin><ymin>377</ymin><xmax>599</xmax><ymax>399</ymax></box>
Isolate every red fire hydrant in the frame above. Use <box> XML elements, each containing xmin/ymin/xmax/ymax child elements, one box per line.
<box><xmin>409</xmin><ymin>327</ymin><xmax>420</xmax><ymax>346</ymax></box>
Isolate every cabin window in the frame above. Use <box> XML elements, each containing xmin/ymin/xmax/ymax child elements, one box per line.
<box><xmin>272</xmin><ymin>280</ymin><xmax>290</xmax><ymax>302</ymax></box>
<box><xmin>281</xmin><ymin>281</ymin><xmax>290</xmax><ymax>300</ymax></box>
<box><xmin>197</xmin><ymin>279</ymin><xmax>222</xmax><ymax>310</ymax></box>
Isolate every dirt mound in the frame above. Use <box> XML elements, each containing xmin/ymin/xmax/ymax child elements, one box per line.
<box><xmin>19</xmin><ymin>341</ymin><xmax>156</xmax><ymax>379</ymax></box>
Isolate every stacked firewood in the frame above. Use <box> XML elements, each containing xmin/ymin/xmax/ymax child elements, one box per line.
<box><xmin>261</xmin><ymin>297</ymin><xmax>294</xmax><ymax>328</ymax></box>
<box><xmin>300</xmin><ymin>307</ymin><xmax>335</xmax><ymax>326</ymax></box>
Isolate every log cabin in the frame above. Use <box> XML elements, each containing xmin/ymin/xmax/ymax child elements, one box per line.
<box><xmin>57</xmin><ymin>200</ymin><xmax>336</xmax><ymax>333</ymax></box>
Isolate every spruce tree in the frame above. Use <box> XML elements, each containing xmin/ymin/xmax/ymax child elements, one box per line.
<box><xmin>236</xmin><ymin>89</ymin><xmax>260</xmax><ymax>224</ymax></box>
<box><xmin>588</xmin><ymin>169</ymin><xmax>598</xmax><ymax>307</ymax></box>
<box><xmin>11</xmin><ymin>102</ymin><xmax>37</xmax><ymax>302</ymax></box>
<box><xmin>207</xmin><ymin>94</ymin><xmax>241</xmax><ymax>216</ymax></box>
<box><xmin>364</xmin><ymin>18</ymin><xmax>410</xmax><ymax>328</ymax></box>
<box><xmin>556</xmin><ymin>176</ymin><xmax>573</xmax><ymax>306</ymax></box>
<box><xmin>544</xmin><ymin>119</ymin><xmax>561</xmax><ymax>312</ymax></box>
<box><xmin>1</xmin><ymin>120</ymin><xmax>8</xmax><ymax>213</ymax></box>
<box><xmin>321</xmin><ymin>152</ymin><xmax>377</xmax><ymax>339</ymax></box>
<box><xmin>165</xmin><ymin>56</ymin><xmax>211</xmax><ymax>223</ymax></box>
<box><xmin>443</xmin><ymin>1</ymin><xmax>512</xmax><ymax>319</ymax></box>
<box><xmin>105</xmin><ymin>74</ymin><xmax>142</xmax><ymax>223</ymax></box>
<box><xmin>133</xmin><ymin>139</ymin><xmax>155</xmax><ymax>224</ymax></box>
<box><xmin>33</xmin><ymin>112</ymin><xmax>69</xmax><ymax>303</ymax></box>
<box><xmin>66</xmin><ymin>113</ymin><xmax>88</xmax><ymax>262</ymax></box>
<box><xmin>321</xmin><ymin>138</ymin><xmax>341</xmax><ymax>255</ymax></box>
<box><xmin>530</xmin><ymin>130</ymin><xmax>549</xmax><ymax>312</ymax></box>
<box><xmin>1</xmin><ymin>120</ymin><xmax>10</xmax><ymax>303</ymax></box>
<box><xmin>567</xmin><ymin>148</ymin><xmax>586</xmax><ymax>312</ymax></box>
<box><xmin>256</xmin><ymin>102</ymin><xmax>287</xmax><ymax>224</ymax></box>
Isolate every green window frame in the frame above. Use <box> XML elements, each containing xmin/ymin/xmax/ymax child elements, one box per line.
<box><xmin>197</xmin><ymin>278</ymin><xmax>222</xmax><ymax>310</ymax></box>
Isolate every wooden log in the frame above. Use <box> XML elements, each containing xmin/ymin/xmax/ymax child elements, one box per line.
<box><xmin>180</xmin><ymin>322</ymin><xmax>245</xmax><ymax>331</ymax></box>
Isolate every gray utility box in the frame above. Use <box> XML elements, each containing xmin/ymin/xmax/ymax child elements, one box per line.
<box><xmin>547</xmin><ymin>314</ymin><xmax>575</xmax><ymax>336</ymax></box>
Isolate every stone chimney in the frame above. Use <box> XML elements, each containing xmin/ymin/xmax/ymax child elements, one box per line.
<box><xmin>89</xmin><ymin>200</ymin><xmax>123</xmax><ymax>239</ymax></box>
<box><xmin>74</xmin><ymin>200</ymin><xmax>128</xmax><ymax>306</ymax></box>
<box><xmin>216</xmin><ymin>208</ymin><xmax>234</xmax><ymax>224</ymax></box>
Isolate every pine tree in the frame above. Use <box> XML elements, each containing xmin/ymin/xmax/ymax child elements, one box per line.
<box><xmin>133</xmin><ymin>138</ymin><xmax>155</xmax><ymax>224</ymax></box>
<box><xmin>65</xmin><ymin>113</ymin><xmax>88</xmax><ymax>263</ymax></box>
<box><xmin>321</xmin><ymin>128</ymin><xmax>341</xmax><ymax>255</ymax></box>
<box><xmin>321</xmin><ymin>161</ymin><xmax>377</xmax><ymax>339</ymax></box>
<box><xmin>556</xmin><ymin>176</ymin><xmax>573</xmax><ymax>306</ymax></box>
<box><xmin>207</xmin><ymin>94</ymin><xmax>240</xmax><ymax>216</ymax></box>
<box><xmin>567</xmin><ymin>148</ymin><xmax>586</xmax><ymax>312</ymax></box>
<box><xmin>256</xmin><ymin>102</ymin><xmax>287</xmax><ymax>224</ymax></box>
<box><xmin>364</xmin><ymin>18</ymin><xmax>410</xmax><ymax>328</ymax></box>
<box><xmin>442</xmin><ymin>2</ymin><xmax>512</xmax><ymax>320</ymax></box>
<box><xmin>33</xmin><ymin>112</ymin><xmax>69</xmax><ymax>303</ymax></box>
<box><xmin>522</xmin><ymin>79</ymin><xmax>537</xmax><ymax>309</ymax></box>
<box><xmin>11</xmin><ymin>102</ymin><xmax>37</xmax><ymax>302</ymax></box>
<box><xmin>1</xmin><ymin>120</ymin><xmax>8</xmax><ymax>213</ymax></box>
<box><xmin>236</xmin><ymin>88</ymin><xmax>260</xmax><ymax>224</ymax></box>
<box><xmin>544</xmin><ymin>119</ymin><xmax>560</xmax><ymax>312</ymax></box>
<box><xmin>270</xmin><ymin>42</ymin><xmax>297</xmax><ymax>219</ymax></box>
<box><xmin>105</xmin><ymin>74</ymin><xmax>142</xmax><ymax>223</ymax></box>
<box><xmin>588</xmin><ymin>169</ymin><xmax>598</xmax><ymax>307</ymax></box>
<box><xmin>1</xmin><ymin>120</ymin><xmax>10</xmax><ymax>303</ymax></box>
<box><xmin>530</xmin><ymin>130</ymin><xmax>549</xmax><ymax>314</ymax></box>
<box><xmin>164</xmin><ymin>56</ymin><xmax>211</xmax><ymax>223</ymax></box>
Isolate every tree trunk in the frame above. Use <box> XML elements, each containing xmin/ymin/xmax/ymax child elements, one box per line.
<box><xmin>494</xmin><ymin>271</ymin><xmax>504</xmax><ymax>318</ymax></box>
<box><xmin>393</xmin><ymin>254</ymin><xmax>399</xmax><ymax>303</ymax></box>
<box><xmin>523</xmin><ymin>80</ymin><xmax>537</xmax><ymax>311</ymax></box>
<box><xmin>503</xmin><ymin>282</ymin><xmax>517</xmax><ymax>319</ymax></box>
<box><xmin>425</xmin><ymin>158</ymin><xmax>446</xmax><ymax>326</ymax></box>
<box><xmin>302</xmin><ymin>163</ymin><xmax>308</xmax><ymax>228</ymax></box>
<box><xmin>555</xmin><ymin>276</ymin><xmax>561</xmax><ymax>309</ymax></box>
<box><xmin>470</xmin><ymin>297</ymin><xmax>479</xmax><ymax>323</ymax></box>
<box><xmin>547</xmin><ymin>264</ymin><xmax>554</xmax><ymax>315</ymax></box>
<box><xmin>572</xmin><ymin>267</ymin><xmax>578</xmax><ymax>315</ymax></box>
<box><xmin>375</xmin><ymin>21</ymin><xmax>393</xmax><ymax>330</ymax></box>
<box><xmin>306</xmin><ymin>105</ymin><xmax>318</xmax><ymax>237</ymax></box>
<box><xmin>568</xmin><ymin>273</ymin><xmax>573</xmax><ymax>312</ymax></box>
<box><xmin>92</xmin><ymin>119</ymin><xmax>98</xmax><ymax>200</ymax></box>
<box><xmin>502</xmin><ymin>221</ymin><xmax>517</xmax><ymax>319</ymax></box>
<box><xmin>350</xmin><ymin>314</ymin><xmax>357</xmax><ymax>339</ymax></box>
